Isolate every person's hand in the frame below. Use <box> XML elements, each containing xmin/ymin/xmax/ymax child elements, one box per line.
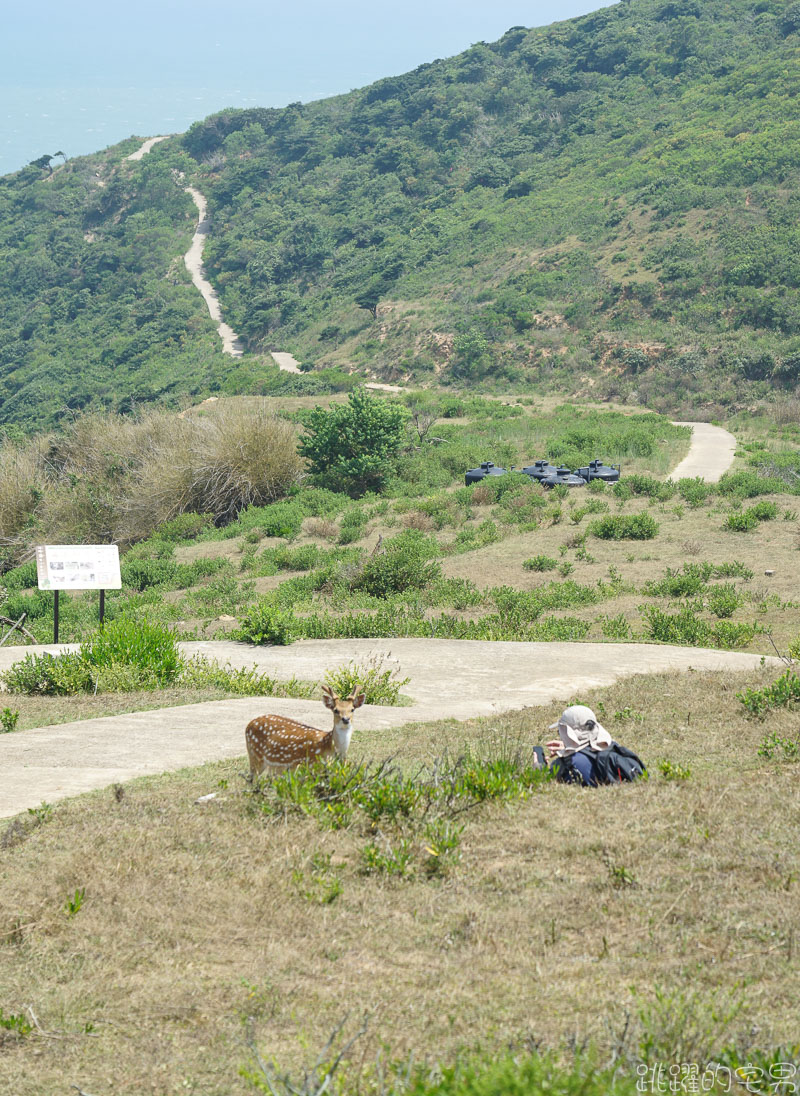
<box><xmin>546</xmin><ymin>739</ymin><xmax>562</xmax><ymax>759</ymax></box>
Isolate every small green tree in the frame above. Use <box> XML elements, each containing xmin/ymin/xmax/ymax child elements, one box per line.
<box><xmin>299</xmin><ymin>388</ymin><xmax>408</xmax><ymax>495</ymax></box>
<box><xmin>452</xmin><ymin>329</ymin><xmax>492</xmax><ymax>380</ymax></box>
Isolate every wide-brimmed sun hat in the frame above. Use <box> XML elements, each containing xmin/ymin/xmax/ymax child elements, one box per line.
<box><xmin>549</xmin><ymin>704</ymin><xmax>612</xmax><ymax>753</ymax></box>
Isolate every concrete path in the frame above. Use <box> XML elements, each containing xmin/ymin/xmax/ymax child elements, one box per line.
<box><xmin>184</xmin><ymin>186</ymin><xmax>244</xmax><ymax>358</ymax></box>
<box><xmin>0</xmin><ymin>638</ymin><xmax>774</xmax><ymax>819</ymax></box>
<box><xmin>670</xmin><ymin>421</ymin><xmax>737</xmax><ymax>482</ymax></box>
<box><xmin>126</xmin><ymin>135</ymin><xmax>170</xmax><ymax>161</ymax></box>
<box><xmin>271</xmin><ymin>351</ymin><xmax>302</xmax><ymax>374</ymax></box>
<box><xmin>122</xmin><ymin>134</ymin><xmax>244</xmax><ymax>359</ymax></box>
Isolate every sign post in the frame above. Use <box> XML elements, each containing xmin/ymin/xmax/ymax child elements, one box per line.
<box><xmin>35</xmin><ymin>545</ymin><xmax>122</xmax><ymax>643</ymax></box>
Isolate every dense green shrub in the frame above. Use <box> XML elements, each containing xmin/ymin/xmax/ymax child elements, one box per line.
<box><xmin>234</xmin><ymin>603</ymin><xmax>298</xmax><ymax>646</ymax></box>
<box><xmin>2</xmin><ymin>652</ymin><xmax>94</xmax><ymax>696</ymax></box>
<box><xmin>724</xmin><ymin>509</ymin><xmax>758</xmax><ymax>532</ymax></box>
<box><xmin>748</xmin><ymin>500</ymin><xmax>779</xmax><ymax>521</ymax></box>
<box><xmin>259</xmin><ymin>500</ymin><xmax>306</xmax><ymax>539</ymax></box>
<box><xmin>589</xmin><ymin>514</ymin><xmax>659</xmax><ymax>540</ymax></box>
<box><xmin>3</xmin><ymin>616</ymin><xmax>182</xmax><ymax>694</ymax></box>
<box><xmin>80</xmin><ymin>617</ymin><xmax>182</xmax><ymax>687</ymax></box>
<box><xmin>121</xmin><ymin>558</ymin><xmax>178</xmax><ymax>591</ymax></box>
<box><xmin>299</xmin><ymin>389</ymin><xmax>408</xmax><ymax>495</ymax></box>
<box><xmin>706</xmin><ymin>583</ymin><xmax>743</xmax><ymax>618</ymax></box>
<box><xmin>269</xmin><ymin>545</ymin><xmax>323</xmax><ymax>571</ymax></box>
<box><xmin>156</xmin><ymin>512</ymin><xmax>214</xmax><ymax>541</ymax></box>
<box><xmin>1</xmin><ymin>560</ymin><xmax>37</xmax><ymax>590</ymax></box>
<box><xmin>354</xmin><ymin>531</ymin><xmax>441</xmax><ymax>597</ymax></box>
<box><xmin>452</xmin><ymin>520</ymin><xmax>501</xmax><ymax>552</ymax></box>
<box><xmin>644</xmin><ymin>564</ymin><xmax>710</xmax><ymax>598</ymax></box>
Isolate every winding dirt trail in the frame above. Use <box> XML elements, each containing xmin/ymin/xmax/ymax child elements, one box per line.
<box><xmin>0</xmin><ymin>638</ymin><xmax>776</xmax><ymax>819</ymax></box>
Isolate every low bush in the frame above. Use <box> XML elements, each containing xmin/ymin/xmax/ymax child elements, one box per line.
<box><xmin>724</xmin><ymin>510</ymin><xmax>758</xmax><ymax>532</ymax></box>
<box><xmin>268</xmin><ymin>545</ymin><xmax>323</xmax><ymax>572</ymax></box>
<box><xmin>354</xmin><ymin>531</ymin><xmax>441</xmax><ymax>598</ymax></box>
<box><xmin>3</xmin><ymin>651</ymin><xmax>94</xmax><ymax>696</ymax></box>
<box><xmin>677</xmin><ymin>478</ymin><xmax>712</xmax><ymax>507</ymax></box>
<box><xmin>237</xmin><ymin>602</ymin><xmax>592</xmax><ymax>645</ymax></box>
<box><xmin>121</xmin><ymin>557</ymin><xmax>178</xmax><ymax>591</ymax></box>
<box><xmin>523</xmin><ymin>554</ymin><xmax>558</xmax><ymax>572</ymax></box>
<box><xmin>748</xmin><ymin>500</ymin><xmax>779</xmax><ymax>521</ymax></box>
<box><xmin>259</xmin><ymin>500</ymin><xmax>306</xmax><ymax>539</ymax></box>
<box><xmin>614</xmin><ymin>474</ymin><xmax>674</xmax><ymax>502</ymax></box>
<box><xmin>706</xmin><ymin>583</ymin><xmax>743</xmax><ymax>618</ymax></box>
<box><xmin>644</xmin><ymin>564</ymin><xmax>710</xmax><ymax>598</ymax></box>
<box><xmin>3</xmin><ymin>617</ymin><xmax>181</xmax><ymax>695</ymax></box>
<box><xmin>323</xmin><ymin>654</ymin><xmax>410</xmax><ymax>706</ymax></box>
<box><xmin>713</xmin><ymin>560</ymin><xmax>754</xmax><ymax>579</ymax></box>
<box><xmin>757</xmin><ymin>731</ymin><xmax>800</xmax><ymax>760</ymax></box>
<box><xmin>1</xmin><ymin>560</ymin><xmax>38</xmax><ymax>590</ymax></box>
<box><xmin>599</xmin><ymin>613</ymin><xmax>634</xmax><ymax>640</ymax></box>
<box><xmin>243</xmin><ymin>1043</ymin><xmax>644</xmax><ymax>1096</ymax></box>
<box><xmin>724</xmin><ymin>499</ymin><xmax>777</xmax><ymax>531</ymax></box>
<box><xmin>80</xmin><ymin>617</ymin><xmax>182</xmax><ymax>686</ymax></box>
<box><xmin>156</xmin><ymin>512</ymin><xmax>214</xmax><ymax>541</ymax></box>
<box><xmin>235</xmin><ymin>603</ymin><xmax>299</xmax><ymax>645</ymax></box>
<box><xmin>1</xmin><ymin>707</ymin><xmax>20</xmax><ymax>732</ymax></box>
<box><xmin>589</xmin><ymin>514</ymin><xmax>659</xmax><ymax>540</ymax></box>
<box><xmin>738</xmin><ymin>669</ymin><xmax>800</xmax><ymax>716</ymax></box>
<box><xmin>337</xmin><ymin>507</ymin><xmax>368</xmax><ymax>545</ymax></box>
<box><xmin>179</xmin><ymin>658</ymin><xmax>315</xmax><ymax>698</ymax></box>
<box><xmin>642</xmin><ymin>605</ymin><xmax>756</xmax><ymax>650</ymax></box>
<box><xmin>718</xmin><ymin>469</ymin><xmax>790</xmax><ymax>498</ymax></box>
<box><xmin>452</xmin><ymin>520</ymin><xmax>501</xmax><ymax>552</ymax></box>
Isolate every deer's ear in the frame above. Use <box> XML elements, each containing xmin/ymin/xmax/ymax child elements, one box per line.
<box><xmin>352</xmin><ymin>692</ymin><xmax>366</xmax><ymax>710</ymax></box>
<box><xmin>322</xmin><ymin>688</ymin><xmax>337</xmax><ymax>710</ymax></box>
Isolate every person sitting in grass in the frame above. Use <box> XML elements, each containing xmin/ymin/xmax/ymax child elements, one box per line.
<box><xmin>535</xmin><ymin>705</ymin><xmax>646</xmax><ymax>786</ymax></box>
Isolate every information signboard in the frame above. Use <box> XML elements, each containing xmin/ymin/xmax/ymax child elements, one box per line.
<box><xmin>35</xmin><ymin>545</ymin><xmax>122</xmax><ymax>591</ymax></box>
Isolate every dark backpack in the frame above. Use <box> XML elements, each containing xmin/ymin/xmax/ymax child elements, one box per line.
<box><xmin>592</xmin><ymin>742</ymin><xmax>647</xmax><ymax>784</ymax></box>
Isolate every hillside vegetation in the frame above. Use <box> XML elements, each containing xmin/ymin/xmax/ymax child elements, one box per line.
<box><xmin>3</xmin><ymin>392</ymin><xmax>800</xmax><ymax>661</ymax></box>
<box><xmin>3</xmin><ymin>0</ymin><xmax>800</xmax><ymax>428</ymax></box>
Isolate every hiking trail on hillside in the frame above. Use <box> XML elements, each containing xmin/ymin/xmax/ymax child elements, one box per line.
<box><xmin>183</xmin><ymin>186</ymin><xmax>244</xmax><ymax>358</ymax></box>
<box><xmin>129</xmin><ymin>136</ymin><xmax>299</xmax><ymax>369</ymax></box>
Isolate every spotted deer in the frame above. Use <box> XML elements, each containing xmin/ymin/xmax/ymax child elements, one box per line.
<box><xmin>245</xmin><ymin>685</ymin><xmax>365</xmax><ymax>779</ymax></box>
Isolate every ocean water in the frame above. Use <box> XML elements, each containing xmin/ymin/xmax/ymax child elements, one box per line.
<box><xmin>2</xmin><ymin>0</ymin><xmax>612</xmax><ymax>177</ymax></box>
<box><xmin>1</xmin><ymin>84</ymin><xmax>275</xmax><ymax>177</ymax></box>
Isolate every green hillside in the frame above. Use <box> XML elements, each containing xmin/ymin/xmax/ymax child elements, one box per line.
<box><xmin>3</xmin><ymin>0</ymin><xmax>800</xmax><ymax>429</ymax></box>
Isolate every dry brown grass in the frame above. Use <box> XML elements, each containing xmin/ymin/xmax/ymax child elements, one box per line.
<box><xmin>0</xmin><ymin>406</ymin><xmax>304</xmax><ymax>559</ymax></box>
<box><xmin>304</xmin><ymin>517</ymin><xmax>338</xmax><ymax>540</ymax></box>
<box><xmin>0</xmin><ymin>439</ymin><xmax>49</xmax><ymax>543</ymax></box>
<box><xmin>400</xmin><ymin>510</ymin><xmax>435</xmax><ymax>532</ymax></box>
<box><xmin>0</xmin><ymin>686</ymin><xmax>258</xmax><ymax>733</ymax></box>
<box><xmin>442</xmin><ymin>493</ymin><xmax>800</xmax><ymax>653</ymax></box>
<box><xmin>1</xmin><ymin>666</ymin><xmax>798</xmax><ymax>1094</ymax></box>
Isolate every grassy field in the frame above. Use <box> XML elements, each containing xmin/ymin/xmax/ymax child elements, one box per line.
<box><xmin>1</xmin><ymin>665</ymin><xmax>799</xmax><ymax>1093</ymax></box>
